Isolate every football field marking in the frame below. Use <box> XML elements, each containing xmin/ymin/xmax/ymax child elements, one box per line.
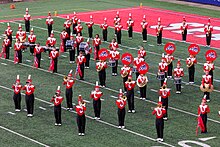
<box><xmin>39</xmin><ymin>106</ymin><xmax>46</xmax><ymax>110</ymax></box>
<box><xmin>198</xmin><ymin>136</ymin><xmax>216</xmax><ymax>141</ymax></box>
<box><xmin>1</xmin><ymin>63</ymin><xmax>7</xmax><ymax>65</ymax></box>
<box><xmin>0</xmin><ymin>85</ymin><xmax>174</xmax><ymax>147</ymax></box>
<box><xmin>7</xmin><ymin>112</ymin><xmax>15</xmax><ymax>115</ymax></box>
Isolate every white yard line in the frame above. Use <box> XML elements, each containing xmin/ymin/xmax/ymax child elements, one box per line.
<box><xmin>39</xmin><ymin>106</ymin><xmax>46</xmax><ymax>110</ymax></box>
<box><xmin>1</xmin><ymin>63</ymin><xmax>7</xmax><ymax>65</ymax></box>
<box><xmin>7</xmin><ymin>112</ymin><xmax>16</xmax><ymax>115</ymax></box>
<box><xmin>110</xmin><ymin>95</ymin><xmax>118</xmax><ymax>99</ymax></box>
<box><xmin>61</xmin><ymin>55</ymin><xmax>67</xmax><ymax>58</ymax></box>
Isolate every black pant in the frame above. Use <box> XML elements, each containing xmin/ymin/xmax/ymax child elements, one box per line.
<box><xmin>8</xmin><ymin>35</ymin><xmax>12</xmax><ymax>47</ymax></box>
<box><xmin>66</xmin><ymin>88</ymin><xmax>73</xmax><ymax>109</ymax></box>
<box><xmin>118</xmin><ymin>108</ymin><xmax>125</xmax><ymax>126</ymax></box>
<box><xmin>126</xmin><ymin>89</ymin><xmax>134</xmax><ymax>111</ymax></box>
<box><xmin>123</xmin><ymin>76</ymin><xmax>128</xmax><ymax>92</ymax></box>
<box><xmin>128</xmin><ymin>27</ymin><xmax>133</xmax><ymax>38</ymax></box>
<box><xmin>142</xmin><ymin>29</ymin><xmax>147</xmax><ymax>41</ymax></box>
<box><xmin>95</xmin><ymin>45</ymin><xmax>100</xmax><ymax>60</ymax></box>
<box><xmin>79</xmin><ymin>63</ymin><xmax>84</xmax><ymax>79</ymax></box>
<box><xmin>5</xmin><ymin>46</ymin><xmax>10</xmax><ymax>59</ymax></box>
<box><xmin>99</xmin><ymin>69</ymin><xmax>106</xmax><ymax>86</ymax></box>
<box><xmin>140</xmin><ymin>85</ymin><xmax>147</xmax><ymax>99</ymax></box>
<box><xmin>176</xmin><ymin>84</ymin><xmax>181</xmax><ymax>92</ymax></box>
<box><xmin>13</xmin><ymin>93</ymin><xmax>21</xmax><ymax>110</ymax></box>
<box><xmin>93</xmin><ymin>99</ymin><xmax>101</xmax><ymax>117</ymax></box>
<box><xmin>88</xmin><ymin>27</ymin><xmax>93</xmax><ymax>38</ymax></box>
<box><xmin>62</xmin><ymin>39</ymin><xmax>67</xmax><ymax>52</ymax></box>
<box><xmin>103</xmin><ymin>29</ymin><xmax>107</xmax><ymax>41</ymax></box>
<box><xmin>17</xmin><ymin>50</ymin><xmax>22</xmax><ymax>63</ymax></box>
<box><xmin>54</xmin><ymin>104</ymin><xmax>61</xmax><ymax>124</ymax></box>
<box><xmin>204</xmin><ymin>92</ymin><xmax>210</xmax><ymax>100</ymax></box>
<box><xmin>25</xmin><ymin>20</ymin><xmax>30</xmax><ymax>32</ymax></box>
<box><xmin>161</xmin><ymin>98</ymin><xmax>168</xmax><ymax>118</ymax></box>
<box><xmin>77</xmin><ymin>114</ymin><xmax>86</xmax><ymax>133</ymax></box>
<box><xmin>182</xmin><ymin>30</ymin><xmax>187</xmax><ymax>41</ymax></box>
<box><xmin>53</xmin><ymin>58</ymin><xmax>58</xmax><ymax>73</ymax></box>
<box><xmin>156</xmin><ymin>118</ymin><xmax>164</xmax><ymax>138</ymax></box>
<box><xmin>47</xmin><ymin>25</ymin><xmax>52</xmax><ymax>37</ymax></box>
<box><xmin>167</xmin><ymin>63</ymin><xmax>173</xmax><ymax>77</ymax></box>
<box><xmin>29</xmin><ymin>42</ymin><xmax>35</xmax><ymax>54</ymax></box>
<box><xmin>206</xmin><ymin>33</ymin><xmax>211</xmax><ymax>46</ymax></box>
<box><xmin>200</xmin><ymin>114</ymin><xmax>207</xmax><ymax>133</ymax></box>
<box><xmin>117</xmin><ymin>31</ymin><xmax>121</xmax><ymax>44</ymax></box>
<box><xmin>72</xmin><ymin>23</ymin><xmax>77</xmax><ymax>34</ymax></box>
<box><xmin>36</xmin><ymin>53</ymin><xmax>41</xmax><ymax>68</ymax></box>
<box><xmin>25</xmin><ymin>94</ymin><xmax>34</xmax><ymax>115</ymax></box>
<box><xmin>69</xmin><ymin>48</ymin><xmax>75</xmax><ymax>61</ymax></box>
<box><xmin>188</xmin><ymin>65</ymin><xmax>195</xmax><ymax>82</ymax></box>
<box><xmin>209</xmin><ymin>70</ymin><xmax>213</xmax><ymax>84</ymax></box>
<box><xmin>157</xmin><ymin>32</ymin><xmax>162</xmax><ymax>44</ymax></box>
<box><xmin>77</xmin><ymin>44</ymin><xmax>80</xmax><ymax>56</ymax></box>
<box><xmin>112</xmin><ymin>60</ymin><xmax>118</xmax><ymax>74</ymax></box>
<box><xmin>85</xmin><ymin>54</ymin><xmax>90</xmax><ymax>67</ymax></box>
<box><xmin>136</xmin><ymin>72</ymin><xmax>140</xmax><ymax>80</ymax></box>
<box><xmin>66</xmin><ymin>28</ymin><xmax>71</xmax><ymax>40</ymax></box>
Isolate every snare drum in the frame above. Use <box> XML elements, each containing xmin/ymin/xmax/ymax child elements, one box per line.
<box><xmin>174</xmin><ymin>77</ymin><xmax>181</xmax><ymax>84</ymax></box>
<box><xmin>108</xmin><ymin>59</ymin><xmax>116</xmax><ymax>67</ymax></box>
<box><xmin>79</xmin><ymin>42</ymin><xmax>87</xmax><ymax>53</ymax></box>
<box><xmin>132</xmin><ymin>66</ymin><xmax>137</xmax><ymax>73</ymax></box>
<box><xmin>157</xmin><ymin>72</ymin><xmax>165</xmax><ymax>80</ymax></box>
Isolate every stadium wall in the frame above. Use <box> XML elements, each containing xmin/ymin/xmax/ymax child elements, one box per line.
<box><xmin>184</xmin><ymin>0</ymin><xmax>220</xmax><ymax>6</ymax></box>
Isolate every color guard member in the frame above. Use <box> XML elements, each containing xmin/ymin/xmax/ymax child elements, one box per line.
<box><xmin>77</xmin><ymin>51</ymin><xmax>86</xmax><ymax>80</ymax></box>
<box><xmin>93</xmin><ymin>34</ymin><xmax>101</xmax><ymax>60</ymax></box>
<box><xmin>49</xmin><ymin>47</ymin><xmax>59</xmax><ymax>73</ymax></box>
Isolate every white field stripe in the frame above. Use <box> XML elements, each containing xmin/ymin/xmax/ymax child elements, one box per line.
<box><xmin>26</xmin><ymin>60</ymin><xmax>32</xmax><ymax>63</ymax></box>
<box><xmin>7</xmin><ymin>112</ymin><xmax>15</xmax><ymax>115</ymax></box>
<box><xmin>83</xmin><ymin>100</ymin><xmax>91</xmax><ymax>103</ymax></box>
<box><xmin>23</xmin><ymin>109</ymin><xmax>27</xmax><ymax>112</ymax></box>
<box><xmin>0</xmin><ymin>85</ymin><xmax>174</xmax><ymax>147</ymax></box>
<box><xmin>150</xmin><ymin>89</ymin><xmax>158</xmax><ymax>93</ymax></box>
<box><xmin>1</xmin><ymin>58</ymin><xmax>220</xmax><ymax>124</ymax></box>
<box><xmin>100</xmin><ymin>98</ymin><xmax>104</xmax><ymax>101</ymax></box>
<box><xmin>61</xmin><ymin>55</ymin><xmax>67</xmax><ymax>58</ymax></box>
<box><xmin>110</xmin><ymin>95</ymin><xmax>118</xmax><ymax>99</ymax></box>
<box><xmin>39</xmin><ymin>106</ymin><xmax>46</xmax><ymax>110</ymax></box>
<box><xmin>0</xmin><ymin>126</ymin><xmax>50</xmax><ymax>147</ymax></box>
<box><xmin>1</xmin><ymin>63</ymin><xmax>7</xmax><ymax>65</ymax></box>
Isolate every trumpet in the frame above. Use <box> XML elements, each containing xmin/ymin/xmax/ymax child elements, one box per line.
<box><xmin>63</xmin><ymin>75</ymin><xmax>68</xmax><ymax>82</ymax></box>
<box><xmin>121</xmin><ymin>95</ymin><xmax>127</xmax><ymax>101</ymax></box>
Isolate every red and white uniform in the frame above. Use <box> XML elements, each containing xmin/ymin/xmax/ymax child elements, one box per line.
<box><xmin>109</xmin><ymin>50</ymin><xmax>120</xmax><ymax>60</ymax></box>
<box><xmin>14</xmin><ymin>42</ymin><xmax>23</xmax><ymax>51</ymax></box>
<box><xmin>86</xmin><ymin>21</ymin><xmax>94</xmax><ymax>28</ymax></box>
<box><xmin>141</xmin><ymin>21</ymin><xmax>148</xmax><ymax>30</ymax></box>
<box><xmin>46</xmin><ymin>18</ymin><xmax>54</xmax><ymax>25</ymax></box>
<box><xmin>93</xmin><ymin>37</ymin><xmax>101</xmax><ymax>47</ymax></box>
<box><xmin>63</xmin><ymin>21</ymin><xmax>72</xmax><ymax>28</ymax></box>
<box><xmin>72</xmin><ymin>16</ymin><xmax>78</xmax><ymax>25</ymax></box>
<box><xmin>114</xmin><ymin>17</ymin><xmax>121</xmax><ymax>25</ymax></box>
<box><xmin>198</xmin><ymin>104</ymin><xmax>210</xmax><ymax>115</ymax></box>
<box><xmin>120</xmin><ymin>66</ymin><xmax>131</xmax><ymax>76</ymax></box>
<box><xmin>76</xmin><ymin>105</ymin><xmax>86</xmax><ymax>116</ymax></box>
<box><xmin>133</xmin><ymin>57</ymin><xmax>144</xmax><ymax>67</ymax></box>
<box><xmin>202</xmin><ymin>74</ymin><xmax>212</xmax><ymax>87</ymax></box>
<box><xmin>125</xmin><ymin>81</ymin><xmax>136</xmax><ymax>91</ymax></box>
<box><xmin>152</xmin><ymin>107</ymin><xmax>166</xmax><ymax>119</ymax></box>
<box><xmin>77</xmin><ymin>55</ymin><xmax>86</xmax><ymax>65</ymax></box>
<box><xmin>127</xmin><ymin>20</ymin><xmax>134</xmax><ymax>29</ymax></box>
<box><xmin>3</xmin><ymin>38</ymin><xmax>11</xmax><ymax>47</ymax></box>
<box><xmin>5</xmin><ymin>28</ymin><xmax>13</xmax><ymax>36</ymax></box>
<box><xmin>50</xmin><ymin>50</ymin><xmax>59</xmax><ymax>59</ymax></box>
<box><xmin>137</xmin><ymin>75</ymin><xmax>148</xmax><ymax>85</ymax></box>
<box><xmin>156</xmin><ymin>25</ymin><xmax>163</xmax><ymax>35</ymax></box>
<box><xmin>12</xmin><ymin>84</ymin><xmax>22</xmax><ymax>94</ymax></box>
<box><xmin>22</xmin><ymin>84</ymin><xmax>35</xmax><ymax>95</ymax></box>
<box><xmin>115</xmin><ymin>24</ymin><xmax>123</xmax><ymax>32</ymax></box>
<box><xmin>100</xmin><ymin>23</ymin><xmax>108</xmax><ymax>30</ymax></box>
<box><xmin>165</xmin><ymin>54</ymin><xmax>174</xmax><ymax>64</ymax></box>
<box><xmin>138</xmin><ymin>49</ymin><xmax>146</xmax><ymax>58</ymax></box>
<box><xmin>186</xmin><ymin>57</ymin><xmax>197</xmax><ymax>66</ymax></box>
<box><xmin>75</xmin><ymin>25</ymin><xmax>83</xmax><ymax>33</ymax></box>
<box><xmin>34</xmin><ymin>46</ymin><xmax>43</xmax><ymax>55</ymax></box>
<box><xmin>173</xmin><ymin>68</ymin><xmax>184</xmax><ymax>78</ymax></box>
<box><xmin>28</xmin><ymin>34</ymin><xmax>36</xmax><ymax>43</ymax></box>
<box><xmin>180</xmin><ymin>23</ymin><xmax>188</xmax><ymax>32</ymax></box>
<box><xmin>158</xmin><ymin>62</ymin><xmax>168</xmax><ymax>72</ymax></box>
<box><xmin>109</xmin><ymin>42</ymin><xmax>118</xmax><ymax>50</ymax></box>
<box><xmin>76</xmin><ymin>36</ymin><xmax>84</xmax><ymax>44</ymax></box>
<box><xmin>159</xmin><ymin>89</ymin><xmax>170</xmax><ymax>99</ymax></box>
<box><xmin>63</xmin><ymin>80</ymin><xmax>75</xmax><ymax>89</ymax></box>
<box><xmin>96</xmin><ymin>61</ymin><xmax>107</xmax><ymax>71</ymax></box>
<box><xmin>24</xmin><ymin>14</ymin><xmax>31</xmax><ymax>21</ymax></box>
<box><xmin>204</xmin><ymin>62</ymin><xmax>214</xmax><ymax>71</ymax></box>
<box><xmin>90</xmin><ymin>91</ymin><xmax>103</xmax><ymax>101</ymax></box>
<box><xmin>116</xmin><ymin>98</ymin><xmax>126</xmax><ymax>109</ymax></box>
<box><xmin>204</xmin><ymin>25</ymin><xmax>213</xmax><ymax>35</ymax></box>
<box><xmin>51</xmin><ymin>96</ymin><xmax>64</xmax><ymax>106</ymax></box>
<box><xmin>46</xmin><ymin>37</ymin><xmax>56</xmax><ymax>46</ymax></box>
<box><xmin>16</xmin><ymin>30</ymin><xmax>26</xmax><ymax>41</ymax></box>
<box><xmin>60</xmin><ymin>31</ymin><xmax>69</xmax><ymax>40</ymax></box>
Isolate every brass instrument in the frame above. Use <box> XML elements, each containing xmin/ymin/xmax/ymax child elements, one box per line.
<box><xmin>137</xmin><ymin>76</ymin><xmax>148</xmax><ymax>87</ymax></box>
<box><xmin>63</xmin><ymin>75</ymin><xmax>68</xmax><ymax>82</ymax></box>
<box><xmin>187</xmin><ymin>60</ymin><xmax>193</xmax><ymax>68</ymax></box>
<box><xmin>200</xmin><ymin>83</ymin><xmax>214</xmax><ymax>92</ymax></box>
<box><xmin>121</xmin><ymin>95</ymin><xmax>127</xmax><ymax>101</ymax></box>
<box><xmin>97</xmin><ymin>63</ymin><xmax>104</xmax><ymax>72</ymax></box>
<box><xmin>121</xmin><ymin>70</ymin><xmax>128</xmax><ymax>78</ymax></box>
<box><xmin>167</xmin><ymin>58</ymin><xmax>172</xmax><ymax>65</ymax></box>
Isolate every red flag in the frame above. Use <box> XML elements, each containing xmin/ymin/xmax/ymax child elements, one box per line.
<box><xmin>196</xmin><ymin>116</ymin><xmax>205</xmax><ymax>136</ymax></box>
<box><xmin>77</xmin><ymin>64</ymin><xmax>82</xmax><ymax>77</ymax></box>
<box><xmin>14</xmin><ymin>51</ymin><xmax>19</xmax><ymax>64</ymax></box>
<box><xmin>48</xmin><ymin>59</ymin><xmax>54</xmax><ymax>71</ymax></box>
<box><xmin>34</xmin><ymin>56</ymin><xmax>39</xmax><ymax>68</ymax></box>
<box><xmin>60</xmin><ymin>40</ymin><xmax>64</xmax><ymax>53</ymax></box>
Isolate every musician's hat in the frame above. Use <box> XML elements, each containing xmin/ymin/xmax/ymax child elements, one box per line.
<box><xmin>158</xmin><ymin>96</ymin><xmax>162</xmax><ymax>105</ymax></box>
<box><xmin>183</xmin><ymin>16</ymin><xmax>186</xmax><ymax>22</ymax></box>
<box><xmin>31</xmin><ymin>28</ymin><xmax>34</xmax><ymax>32</ymax></box>
<box><xmin>73</xmin><ymin>11</ymin><xmax>76</xmax><ymax>16</ymax></box>
<box><xmin>118</xmin><ymin>89</ymin><xmax>123</xmax><ymax>98</ymax></box>
<box><xmin>158</xmin><ymin>17</ymin><xmax>161</xmax><ymax>22</ymax></box>
<box><xmin>16</xmin><ymin>75</ymin><xmax>20</xmax><ymax>83</ymax></box>
<box><xmin>48</xmin><ymin>11</ymin><xmax>51</xmax><ymax>17</ymax></box>
<box><xmin>78</xmin><ymin>95</ymin><xmax>82</xmax><ymax>99</ymax></box>
<box><xmin>7</xmin><ymin>23</ymin><xmax>10</xmax><ymax>28</ymax></box>
<box><xmin>95</xmin><ymin>81</ymin><xmax>99</xmax><ymax>90</ymax></box>
<box><xmin>26</xmin><ymin>8</ymin><xmax>29</xmax><ymax>13</ymax></box>
<box><xmin>78</xmin><ymin>19</ymin><xmax>81</xmax><ymax>24</ymax></box>
<box><xmin>56</xmin><ymin>86</ymin><xmax>61</xmax><ymax>94</ymax></box>
<box><xmin>66</xmin><ymin>15</ymin><xmax>70</xmax><ymax>20</ymax></box>
<box><xmin>177</xmin><ymin>59</ymin><xmax>181</xmax><ymax>66</ymax></box>
<box><xmin>129</xmin><ymin>13</ymin><xmax>132</xmax><ymax>19</ymax></box>
<box><xmin>68</xmin><ymin>70</ymin><xmax>73</xmax><ymax>77</ymax></box>
<box><xmin>90</xmin><ymin>15</ymin><xmax>93</xmax><ymax>19</ymax></box>
<box><xmin>116</xmin><ymin>11</ymin><xmax>119</xmax><ymax>17</ymax></box>
<box><xmin>143</xmin><ymin>15</ymin><xmax>146</xmax><ymax>21</ymax></box>
<box><xmin>163</xmin><ymin>78</ymin><xmax>167</xmax><ymax>86</ymax></box>
<box><xmin>104</xmin><ymin>17</ymin><xmax>107</xmax><ymax>22</ymax></box>
<box><xmin>208</xmin><ymin>18</ymin><xmax>211</xmax><ymax>24</ymax></box>
<box><xmin>202</xmin><ymin>95</ymin><xmax>207</xmax><ymax>103</ymax></box>
<box><xmin>70</xmin><ymin>32</ymin><xmax>74</xmax><ymax>38</ymax></box>
<box><xmin>26</xmin><ymin>75</ymin><xmax>32</xmax><ymax>83</ymax></box>
<box><xmin>18</xmin><ymin>24</ymin><xmax>22</xmax><ymax>29</ymax></box>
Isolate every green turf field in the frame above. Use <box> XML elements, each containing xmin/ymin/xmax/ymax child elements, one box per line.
<box><xmin>0</xmin><ymin>0</ymin><xmax>220</xmax><ymax>146</ymax></box>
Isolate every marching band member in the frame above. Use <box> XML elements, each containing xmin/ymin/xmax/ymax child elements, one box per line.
<box><xmin>198</xmin><ymin>95</ymin><xmax>210</xmax><ymax>133</ymax></box>
<box><xmin>12</xmin><ymin>75</ymin><xmax>22</xmax><ymax>112</ymax></box>
<box><xmin>173</xmin><ymin>60</ymin><xmax>184</xmax><ymax>94</ymax></box>
<box><xmin>28</xmin><ymin>28</ymin><xmax>36</xmax><ymax>55</ymax></box>
<box><xmin>186</xmin><ymin>54</ymin><xmax>197</xmax><ymax>84</ymax></box>
<box><xmin>34</xmin><ymin>43</ymin><xmax>44</xmax><ymax>68</ymax></box>
<box><xmin>96</xmin><ymin>60</ymin><xmax>107</xmax><ymax>87</ymax></box>
<box><xmin>165</xmin><ymin>53</ymin><xmax>174</xmax><ymax>79</ymax></box>
<box><xmin>63</xmin><ymin>70</ymin><xmax>75</xmax><ymax>110</ymax></box>
<box><xmin>46</xmin><ymin>30</ymin><xmax>56</xmax><ymax>56</ymax></box>
<box><xmin>3</xmin><ymin>35</ymin><xmax>11</xmax><ymax>59</ymax></box>
<box><xmin>137</xmin><ymin>73</ymin><xmax>148</xmax><ymax>100</ymax></box>
<box><xmin>156</xmin><ymin>17</ymin><xmax>163</xmax><ymax>46</ymax></box>
<box><xmin>74</xmin><ymin>19</ymin><xmax>83</xmax><ymax>36</ymax></box>
<box><xmin>93</xmin><ymin>34</ymin><xmax>101</xmax><ymax>60</ymax></box>
<box><xmin>159</xmin><ymin>78</ymin><xmax>170</xmax><ymax>120</ymax></box>
<box><xmin>126</xmin><ymin>13</ymin><xmax>134</xmax><ymax>39</ymax></box>
<box><xmin>114</xmin><ymin>11</ymin><xmax>121</xmax><ymax>36</ymax></box>
<box><xmin>72</xmin><ymin>12</ymin><xmax>78</xmax><ymax>35</ymax></box>
<box><xmin>60</xmin><ymin>29</ymin><xmax>69</xmax><ymax>52</ymax></box>
<box><xmin>50</xmin><ymin>86</ymin><xmax>64</xmax><ymax>126</ymax></box>
<box><xmin>125</xmin><ymin>74</ymin><xmax>136</xmax><ymax>113</ymax></box>
<box><xmin>133</xmin><ymin>53</ymin><xmax>144</xmax><ymax>79</ymax></box>
<box><xmin>120</xmin><ymin>64</ymin><xmax>131</xmax><ymax>92</ymax></box>
<box><xmin>86</xmin><ymin>15</ymin><xmax>94</xmax><ymax>38</ymax></box>
<box><xmin>16</xmin><ymin>24</ymin><xmax>26</xmax><ymax>43</ymax></box>
<box><xmin>5</xmin><ymin>23</ymin><xmax>13</xmax><ymax>47</ymax></box>
<box><xmin>141</xmin><ymin>15</ymin><xmax>148</xmax><ymax>43</ymax></box>
<box><xmin>158</xmin><ymin>53</ymin><xmax>168</xmax><ymax>86</ymax></box>
<box><xmin>46</xmin><ymin>12</ymin><xmax>54</xmax><ymax>37</ymax></box>
<box><xmin>22</xmin><ymin>75</ymin><xmax>35</xmax><ymax>117</ymax></box>
<box><xmin>90</xmin><ymin>81</ymin><xmax>103</xmax><ymax>119</ymax></box>
<box><xmin>49</xmin><ymin>47</ymin><xmax>59</xmax><ymax>73</ymax></box>
<box><xmin>77</xmin><ymin>51</ymin><xmax>86</xmax><ymax>80</ymax></box>
<box><xmin>204</xmin><ymin>18</ymin><xmax>213</xmax><ymax>47</ymax></box>
<box><xmin>180</xmin><ymin>16</ymin><xmax>188</xmax><ymax>42</ymax></box>
<box><xmin>137</xmin><ymin>46</ymin><xmax>146</xmax><ymax>59</ymax></box>
<box><xmin>109</xmin><ymin>38</ymin><xmax>119</xmax><ymax>50</ymax></box>
<box><xmin>201</xmin><ymin>68</ymin><xmax>212</xmax><ymax>102</ymax></box>
<box><xmin>109</xmin><ymin>48</ymin><xmax>120</xmax><ymax>76</ymax></box>
<box><xmin>63</xmin><ymin>15</ymin><xmax>72</xmax><ymax>40</ymax></box>
<box><xmin>115</xmin><ymin>22</ymin><xmax>123</xmax><ymax>44</ymax></box>
<box><xmin>204</xmin><ymin>60</ymin><xmax>215</xmax><ymax>84</ymax></box>
<box><xmin>76</xmin><ymin>32</ymin><xmax>84</xmax><ymax>56</ymax></box>
<box><xmin>14</xmin><ymin>39</ymin><xmax>23</xmax><ymax>63</ymax></box>
<box><xmin>75</xmin><ymin>95</ymin><xmax>86</xmax><ymax>136</ymax></box>
<box><xmin>152</xmin><ymin>96</ymin><xmax>166</xmax><ymax>142</ymax></box>
<box><xmin>116</xmin><ymin>89</ymin><xmax>127</xmax><ymax>129</ymax></box>
<box><xmin>100</xmin><ymin>18</ymin><xmax>108</xmax><ymax>41</ymax></box>
<box><xmin>24</xmin><ymin>8</ymin><xmax>31</xmax><ymax>33</ymax></box>
<box><xmin>66</xmin><ymin>33</ymin><xmax>76</xmax><ymax>63</ymax></box>
<box><xmin>85</xmin><ymin>38</ymin><xmax>92</xmax><ymax>68</ymax></box>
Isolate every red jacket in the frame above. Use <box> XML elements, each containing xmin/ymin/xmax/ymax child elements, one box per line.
<box><xmin>77</xmin><ymin>56</ymin><xmax>86</xmax><ymax>65</ymax></box>
<box><xmin>125</xmin><ymin>81</ymin><xmax>136</xmax><ymax>91</ymax></box>
<box><xmin>198</xmin><ymin>104</ymin><xmax>210</xmax><ymax>115</ymax></box>
<box><xmin>63</xmin><ymin>80</ymin><xmax>75</xmax><ymax>89</ymax></box>
<box><xmin>22</xmin><ymin>84</ymin><xmax>35</xmax><ymax>95</ymax></box>
<box><xmin>116</xmin><ymin>99</ymin><xmax>126</xmax><ymax>109</ymax></box>
<box><xmin>28</xmin><ymin>35</ymin><xmax>36</xmax><ymax>43</ymax></box>
<box><xmin>76</xmin><ymin>105</ymin><xmax>86</xmax><ymax>116</ymax></box>
<box><xmin>51</xmin><ymin>96</ymin><xmax>64</xmax><ymax>106</ymax></box>
<box><xmin>14</xmin><ymin>43</ymin><xmax>23</xmax><ymax>51</ymax></box>
<box><xmin>152</xmin><ymin>107</ymin><xmax>166</xmax><ymax>119</ymax></box>
<box><xmin>90</xmin><ymin>91</ymin><xmax>103</xmax><ymax>101</ymax></box>
<box><xmin>159</xmin><ymin>89</ymin><xmax>170</xmax><ymax>98</ymax></box>
<box><xmin>12</xmin><ymin>84</ymin><xmax>22</xmax><ymax>94</ymax></box>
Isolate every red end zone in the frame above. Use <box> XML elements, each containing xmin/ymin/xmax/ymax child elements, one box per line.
<box><xmin>59</xmin><ymin>7</ymin><xmax>220</xmax><ymax>49</ymax></box>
